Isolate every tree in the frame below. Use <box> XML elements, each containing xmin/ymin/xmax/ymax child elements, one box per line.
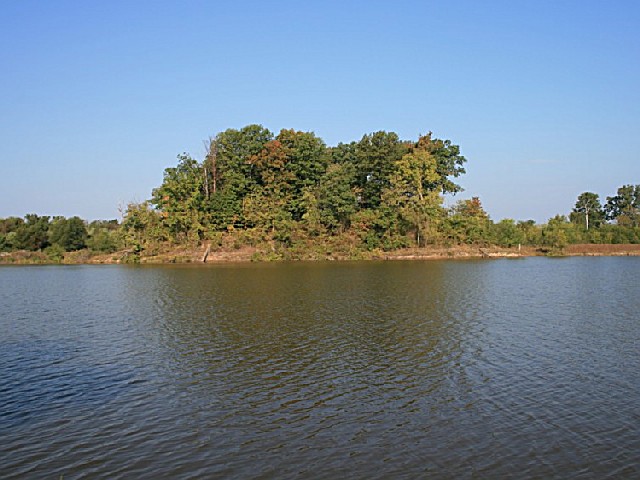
<box><xmin>203</xmin><ymin>136</ymin><xmax>218</xmax><ymax>199</ymax></box>
<box><xmin>451</xmin><ymin>197</ymin><xmax>488</xmax><ymax>219</ymax></box>
<box><xmin>313</xmin><ymin>163</ymin><xmax>358</xmax><ymax>232</ymax></box>
<box><xmin>214</xmin><ymin>124</ymin><xmax>274</xmax><ymax>197</ymax></box>
<box><xmin>330</xmin><ymin>141</ymin><xmax>358</xmax><ymax>166</ymax></box>
<box><xmin>445</xmin><ymin>197</ymin><xmax>491</xmax><ymax>244</ymax></box>
<box><xmin>517</xmin><ymin>220</ymin><xmax>541</xmax><ymax>245</ymax></box>
<box><xmin>242</xmin><ymin>140</ymin><xmax>296</xmax><ymax>236</ymax></box>
<box><xmin>87</xmin><ymin>220</ymin><xmax>120</xmax><ymax>253</ymax></box>
<box><xmin>49</xmin><ymin>216</ymin><xmax>88</xmax><ymax>251</ymax></box>
<box><xmin>493</xmin><ymin>219</ymin><xmax>524</xmax><ymax>247</ymax></box>
<box><xmin>382</xmin><ymin>149</ymin><xmax>443</xmax><ymax>246</ymax></box>
<box><xmin>14</xmin><ymin>214</ymin><xmax>50</xmax><ymax>251</ymax></box>
<box><xmin>415</xmin><ymin>133</ymin><xmax>467</xmax><ymax>194</ymax></box>
<box><xmin>570</xmin><ymin>192</ymin><xmax>604</xmax><ymax>230</ymax></box>
<box><xmin>206</xmin><ymin>125</ymin><xmax>274</xmax><ymax>229</ymax></box>
<box><xmin>605</xmin><ymin>185</ymin><xmax>640</xmax><ymax>227</ymax></box>
<box><xmin>542</xmin><ymin>215</ymin><xmax>574</xmax><ymax>249</ymax></box>
<box><xmin>152</xmin><ymin>154</ymin><xmax>206</xmax><ymax>242</ymax></box>
<box><xmin>121</xmin><ymin>202</ymin><xmax>165</xmax><ymax>249</ymax></box>
<box><xmin>354</xmin><ymin>131</ymin><xmax>408</xmax><ymax>209</ymax></box>
<box><xmin>135</xmin><ymin>125</ymin><xmax>474</xmax><ymax>253</ymax></box>
<box><xmin>0</xmin><ymin>217</ymin><xmax>24</xmax><ymax>251</ymax></box>
<box><xmin>276</xmin><ymin>129</ymin><xmax>328</xmax><ymax>219</ymax></box>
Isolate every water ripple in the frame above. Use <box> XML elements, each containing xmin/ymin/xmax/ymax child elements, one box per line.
<box><xmin>1</xmin><ymin>260</ymin><xmax>639</xmax><ymax>478</ymax></box>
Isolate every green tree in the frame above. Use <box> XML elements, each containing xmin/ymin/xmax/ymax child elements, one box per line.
<box><xmin>213</xmin><ymin>125</ymin><xmax>274</xmax><ymax>195</ymax></box>
<box><xmin>0</xmin><ymin>217</ymin><xmax>24</xmax><ymax>251</ymax></box>
<box><xmin>276</xmin><ymin>129</ymin><xmax>328</xmax><ymax>219</ymax></box>
<box><xmin>206</xmin><ymin>125</ymin><xmax>274</xmax><ymax>229</ymax></box>
<box><xmin>242</xmin><ymin>140</ymin><xmax>296</xmax><ymax>239</ymax></box>
<box><xmin>517</xmin><ymin>220</ymin><xmax>541</xmax><ymax>245</ymax></box>
<box><xmin>313</xmin><ymin>163</ymin><xmax>358</xmax><ymax>232</ymax></box>
<box><xmin>87</xmin><ymin>220</ymin><xmax>120</xmax><ymax>252</ymax></box>
<box><xmin>136</xmin><ymin>125</ymin><xmax>475</xmax><ymax>254</ymax></box>
<box><xmin>350</xmin><ymin>207</ymin><xmax>402</xmax><ymax>250</ymax></box>
<box><xmin>570</xmin><ymin>192</ymin><xmax>604</xmax><ymax>230</ymax></box>
<box><xmin>382</xmin><ymin>149</ymin><xmax>443</xmax><ymax>245</ymax></box>
<box><xmin>330</xmin><ymin>141</ymin><xmax>358</xmax><ymax>166</ymax></box>
<box><xmin>122</xmin><ymin>202</ymin><xmax>165</xmax><ymax>250</ymax></box>
<box><xmin>354</xmin><ymin>131</ymin><xmax>408</xmax><ymax>209</ymax></box>
<box><xmin>445</xmin><ymin>197</ymin><xmax>491</xmax><ymax>244</ymax></box>
<box><xmin>450</xmin><ymin>197</ymin><xmax>488</xmax><ymax>219</ymax></box>
<box><xmin>49</xmin><ymin>216</ymin><xmax>88</xmax><ymax>251</ymax></box>
<box><xmin>493</xmin><ymin>219</ymin><xmax>524</xmax><ymax>247</ymax></box>
<box><xmin>542</xmin><ymin>215</ymin><xmax>576</xmax><ymax>249</ymax></box>
<box><xmin>415</xmin><ymin>133</ymin><xmax>467</xmax><ymax>194</ymax></box>
<box><xmin>14</xmin><ymin>214</ymin><xmax>50</xmax><ymax>251</ymax></box>
<box><xmin>605</xmin><ymin>185</ymin><xmax>640</xmax><ymax>227</ymax></box>
<box><xmin>152</xmin><ymin>154</ymin><xmax>206</xmax><ymax>242</ymax></box>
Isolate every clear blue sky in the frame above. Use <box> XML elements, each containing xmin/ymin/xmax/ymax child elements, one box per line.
<box><xmin>1</xmin><ymin>0</ymin><xmax>638</xmax><ymax>223</ymax></box>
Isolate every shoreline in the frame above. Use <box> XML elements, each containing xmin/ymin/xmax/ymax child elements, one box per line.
<box><xmin>2</xmin><ymin>244</ymin><xmax>640</xmax><ymax>265</ymax></box>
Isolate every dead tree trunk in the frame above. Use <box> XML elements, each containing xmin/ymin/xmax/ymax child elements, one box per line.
<box><xmin>203</xmin><ymin>137</ymin><xmax>218</xmax><ymax>200</ymax></box>
<box><xmin>202</xmin><ymin>244</ymin><xmax>211</xmax><ymax>263</ymax></box>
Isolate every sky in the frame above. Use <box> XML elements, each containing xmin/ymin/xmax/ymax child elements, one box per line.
<box><xmin>1</xmin><ymin>0</ymin><xmax>638</xmax><ymax>223</ymax></box>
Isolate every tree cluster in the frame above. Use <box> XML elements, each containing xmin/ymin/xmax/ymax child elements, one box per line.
<box><xmin>123</xmin><ymin>125</ymin><xmax>467</xmax><ymax>253</ymax></box>
<box><xmin>0</xmin><ymin>215</ymin><xmax>120</xmax><ymax>258</ymax></box>
<box><xmin>3</xmin><ymin>125</ymin><xmax>639</xmax><ymax>262</ymax></box>
<box><xmin>118</xmin><ymin>125</ymin><xmax>640</xmax><ymax>256</ymax></box>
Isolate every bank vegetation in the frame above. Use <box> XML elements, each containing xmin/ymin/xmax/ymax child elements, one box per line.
<box><xmin>2</xmin><ymin>125</ymin><xmax>640</xmax><ymax>264</ymax></box>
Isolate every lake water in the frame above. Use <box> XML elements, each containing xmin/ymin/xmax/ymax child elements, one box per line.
<box><xmin>1</xmin><ymin>258</ymin><xmax>639</xmax><ymax>479</ymax></box>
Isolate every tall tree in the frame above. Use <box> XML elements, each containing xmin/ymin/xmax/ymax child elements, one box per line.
<box><xmin>49</xmin><ymin>216</ymin><xmax>88</xmax><ymax>251</ymax></box>
<box><xmin>446</xmin><ymin>197</ymin><xmax>491</xmax><ymax>244</ymax></box>
<box><xmin>14</xmin><ymin>214</ymin><xmax>50</xmax><ymax>251</ymax></box>
<box><xmin>122</xmin><ymin>202</ymin><xmax>166</xmax><ymax>248</ymax></box>
<box><xmin>276</xmin><ymin>129</ymin><xmax>327</xmax><ymax>220</ymax></box>
<box><xmin>0</xmin><ymin>217</ymin><xmax>24</xmax><ymax>251</ymax></box>
<box><xmin>570</xmin><ymin>192</ymin><xmax>604</xmax><ymax>230</ymax></box>
<box><xmin>354</xmin><ymin>131</ymin><xmax>409</xmax><ymax>209</ymax></box>
<box><xmin>214</xmin><ymin>124</ymin><xmax>274</xmax><ymax>196</ymax></box>
<box><xmin>415</xmin><ymin>133</ymin><xmax>467</xmax><ymax>194</ymax></box>
<box><xmin>208</xmin><ymin>125</ymin><xmax>274</xmax><ymax>228</ymax></box>
<box><xmin>382</xmin><ymin>149</ymin><xmax>443</xmax><ymax>245</ymax></box>
<box><xmin>451</xmin><ymin>197</ymin><xmax>489</xmax><ymax>219</ymax></box>
<box><xmin>243</xmin><ymin>140</ymin><xmax>296</xmax><ymax>234</ymax></box>
<box><xmin>605</xmin><ymin>185</ymin><xmax>640</xmax><ymax>227</ymax></box>
<box><xmin>492</xmin><ymin>219</ymin><xmax>525</xmax><ymax>247</ymax></box>
<box><xmin>313</xmin><ymin>163</ymin><xmax>358</xmax><ymax>232</ymax></box>
<box><xmin>151</xmin><ymin>154</ymin><xmax>206</xmax><ymax>242</ymax></box>
<box><xmin>542</xmin><ymin>215</ymin><xmax>571</xmax><ymax>249</ymax></box>
<box><xmin>203</xmin><ymin>136</ymin><xmax>218</xmax><ymax>199</ymax></box>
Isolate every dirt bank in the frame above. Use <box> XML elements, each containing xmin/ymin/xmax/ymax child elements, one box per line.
<box><xmin>2</xmin><ymin>244</ymin><xmax>639</xmax><ymax>265</ymax></box>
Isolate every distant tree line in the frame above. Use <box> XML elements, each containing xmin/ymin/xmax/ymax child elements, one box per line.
<box><xmin>2</xmin><ymin>125</ymin><xmax>639</xmax><ymax>261</ymax></box>
<box><xmin>0</xmin><ymin>216</ymin><xmax>120</xmax><ymax>259</ymax></box>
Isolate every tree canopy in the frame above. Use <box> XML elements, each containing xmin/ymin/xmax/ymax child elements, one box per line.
<box><xmin>137</xmin><ymin>126</ymin><xmax>469</xmax><ymax>251</ymax></box>
<box><xmin>2</xmin><ymin>125</ymin><xmax>640</xmax><ymax>263</ymax></box>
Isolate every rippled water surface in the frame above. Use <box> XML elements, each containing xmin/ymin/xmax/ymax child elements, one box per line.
<box><xmin>1</xmin><ymin>258</ymin><xmax>639</xmax><ymax>479</ymax></box>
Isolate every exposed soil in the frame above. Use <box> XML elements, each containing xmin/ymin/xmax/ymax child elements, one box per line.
<box><xmin>563</xmin><ymin>244</ymin><xmax>640</xmax><ymax>256</ymax></box>
<box><xmin>386</xmin><ymin>244</ymin><xmax>640</xmax><ymax>260</ymax></box>
<box><xmin>2</xmin><ymin>244</ymin><xmax>639</xmax><ymax>265</ymax></box>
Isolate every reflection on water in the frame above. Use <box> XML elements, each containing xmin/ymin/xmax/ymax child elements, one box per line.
<box><xmin>1</xmin><ymin>259</ymin><xmax>639</xmax><ymax>479</ymax></box>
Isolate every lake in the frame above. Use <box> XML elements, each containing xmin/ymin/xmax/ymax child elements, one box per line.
<box><xmin>1</xmin><ymin>258</ymin><xmax>639</xmax><ymax>479</ymax></box>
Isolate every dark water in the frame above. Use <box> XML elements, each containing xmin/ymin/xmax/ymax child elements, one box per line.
<box><xmin>1</xmin><ymin>258</ymin><xmax>639</xmax><ymax>479</ymax></box>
